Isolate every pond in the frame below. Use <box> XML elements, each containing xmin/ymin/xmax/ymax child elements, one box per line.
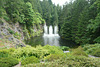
<box><xmin>25</xmin><ymin>25</ymin><xmax>78</xmax><ymax>48</ymax></box>
<box><xmin>25</xmin><ymin>35</ymin><xmax>78</xmax><ymax>48</ymax></box>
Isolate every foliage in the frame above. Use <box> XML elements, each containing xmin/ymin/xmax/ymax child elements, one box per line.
<box><xmin>83</xmin><ymin>43</ymin><xmax>100</xmax><ymax>57</ymax></box>
<box><xmin>44</xmin><ymin>54</ymin><xmax>66</xmax><ymax>61</ymax></box>
<box><xmin>43</xmin><ymin>45</ymin><xmax>64</xmax><ymax>54</ymax></box>
<box><xmin>0</xmin><ymin>57</ymin><xmax>19</xmax><ymax>67</ymax></box>
<box><xmin>59</xmin><ymin>46</ymin><xmax>69</xmax><ymax>51</ymax></box>
<box><xmin>0</xmin><ymin>49</ymin><xmax>9</xmax><ymax>58</ymax></box>
<box><xmin>14</xmin><ymin>32</ymin><xmax>21</xmax><ymax>39</ymax></box>
<box><xmin>12</xmin><ymin>45</ymin><xmax>64</xmax><ymax>61</ymax></box>
<box><xmin>59</xmin><ymin>0</ymin><xmax>100</xmax><ymax>44</ymax></box>
<box><xmin>94</xmin><ymin>36</ymin><xmax>100</xmax><ymax>43</ymax></box>
<box><xmin>72</xmin><ymin>46</ymin><xmax>88</xmax><ymax>57</ymax></box>
<box><xmin>7</xmin><ymin>28</ymin><xmax>15</xmax><ymax>34</ymax></box>
<box><xmin>21</xmin><ymin>56</ymin><xmax>39</xmax><ymax>65</ymax></box>
<box><xmin>0</xmin><ymin>48</ymin><xmax>15</xmax><ymax>58</ymax></box>
<box><xmin>92</xmin><ymin>48</ymin><xmax>100</xmax><ymax>57</ymax></box>
<box><xmin>23</xmin><ymin>56</ymin><xmax>100</xmax><ymax>67</ymax></box>
<box><xmin>12</xmin><ymin>45</ymin><xmax>48</xmax><ymax>60</ymax></box>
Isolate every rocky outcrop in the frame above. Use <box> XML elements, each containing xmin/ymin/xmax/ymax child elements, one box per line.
<box><xmin>0</xmin><ymin>18</ymin><xmax>25</xmax><ymax>48</ymax></box>
<box><xmin>0</xmin><ymin>18</ymin><xmax>44</xmax><ymax>48</ymax></box>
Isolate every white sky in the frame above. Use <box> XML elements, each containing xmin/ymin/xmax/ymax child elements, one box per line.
<box><xmin>52</xmin><ymin>0</ymin><xmax>71</xmax><ymax>6</ymax></box>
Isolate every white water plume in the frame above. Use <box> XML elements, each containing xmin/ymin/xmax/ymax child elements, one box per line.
<box><xmin>43</xmin><ymin>24</ymin><xmax>60</xmax><ymax>46</ymax></box>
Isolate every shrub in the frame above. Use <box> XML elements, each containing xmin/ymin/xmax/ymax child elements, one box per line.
<box><xmin>7</xmin><ymin>28</ymin><xmax>15</xmax><ymax>34</ymax></box>
<box><xmin>94</xmin><ymin>36</ymin><xmax>100</xmax><ymax>43</ymax></box>
<box><xmin>3</xmin><ymin>16</ymin><xmax>10</xmax><ymax>21</ymax></box>
<box><xmin>83</xmin><ymin>43</ymin><xmax>100</xmax><ymax>51</ymax></box>
<box><xmin>0</xmin><ymin>57</ymin><xmax>19</xmax><ymax>67</ymax></box>
<box><xmin>44</xmin><ymin>54</ymin><xmax>66</xmax><ymax>61</ymax></box>
<box><xmin>12</xmin><ymin>45</ymin><xmax>49</xmax><ymax>60</ymax></box>
<box><xmin>21</xmin><ymin>56</ymin><xmax>39</xmax><ymax>65</ymax></box>
<box><xmin>23</xmin><ymin>56</ymin><xmax>100</xmax><ymax>67</ymax></box>
<box><xmin>83</xmin><ymin>44</ymin><xmax>100</xmax><ymax>56</ymax></box>
<box><xmin>72</xmin><ymin>46</ymin><xmax>88</xmax><ymax>57</ymax></box>
<box><xmin>43</xmin><ymin>45</ymin><xmax>64</xmax><ymax>54</ymax></box>
<box><xmin>12</xmin><ymin>45</ymin><xmax>65</xmax><ymax>60</ymax></box>
<box><xmin>60</xmin><ymin>46</ymin><xmax>69</xmax><ymax>51</ymax></box>
<box><xmin>14</xmin><ymin>32</ymin><xmax>21</xmax><ymax>39</ymax></box>
<box><xmin>0</xmin><ymin>48</ymin><xmax>16</xmax><ymax>58</ymax></box>
<box><xmin>0</xmin><ymin>49</ymin><xmax>9</xmax><ymax>58</ymax></box>
<box><xmin>92</xmin><ymin>48</ymin><xmax>100</xmax><ymax>57</ymax></box>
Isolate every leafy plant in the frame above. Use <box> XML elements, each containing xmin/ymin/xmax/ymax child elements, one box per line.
<box><xmin>7</xmin><ymin>28</ymin><xmax>15</xmax><ymax>34</ymax></box>
<box><xmin>72</xmin><ymin>46</ymin><xmax>88</xmax><ymax>57</ymax></box>
<box><xmin>94</xmin><ymin>36</ymin><xmax>100</xmax><ymax>43</ymax></box>
<box><xmin>21</xmin><ymin>56</ymin><xmax>39</xmax><ymax>65</ymax></box>
<box><xmin>92</xmin><ymin>48</ymin><xmax>100</xmax><ymax>57</ymax></box>
<box><xmin>60</xmin><ymin>46</ymin><xmax>69</xmax><ymax>51</ymax></box>
<box><xmin>44</xmin><ymin>54</ymin><xmax>66</xmax><ymax>61</ymax></box>
<box><xmin>14</xmin><ymin>32</ymin><xmax>21</xmax><ymax>39</ymax></box>
<box><xmin>23</xmin><ymin>56</ymin><xmax>100</xmax><ymax>67</ymax></box>
<box><xmin>0</xmin><ymin>49</ymin><xmax>9</xmax><ymax>58</ymax></box>
<box><xmin>83</xmin><ymin>43</ymin><xmax>100</xmax><ymax>56</ymax></box>
<box><xmin>0</xmin><ymin>57</ymin><xmax>19</xmax><ymax>67</ymax></box>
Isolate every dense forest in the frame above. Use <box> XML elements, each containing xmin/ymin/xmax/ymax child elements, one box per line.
<box><xmin>59</xmin><ymin>0</ymin><xmax>100</xmax><ymax>45</ymax></box>
<box><xmin>0</xmin><ymin>0</ymin><xmax>100</xmax><ymax>45</ymax></box>
<box><xmin>0</xmin><ymin>0</ymin><xmax>100</xmax><ymax>67</ymax></box>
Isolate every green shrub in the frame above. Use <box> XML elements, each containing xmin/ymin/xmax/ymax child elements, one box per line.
<box><xmin>83</xmin><ymin>43</ymin><xmax>100</xmax><ymax>51</ymax></box>
<box><xmin>43</xmin><ymin>45</ymin><xmax>63</xmax><ymax>54</ymax></box>
<box><xmin>23</xmin><ymin>56</ymin><xmax>100</xmax><ymax>67</ymax></box>
<box><xmin>12</xmin><ymin>45</ymin><xmax>65</xmax><ymax>60</ymax></box>
<box><xmin>12</xmin><ymin>45</ymin><xmax>49</xmax><ymax>60</ymax></box>
<box><xmin>3</xmin><ymin>16</ymin><xmax>10</xmax><ymax>21</ymax></box>
<box><xmin>14</xmin><ymin>32</ymin><xmax>21</xmax><ymax>39</ymax></box>
<box><xmin>21</xmin><ymin>56</ymin><xmax>39</xmax><ymax>65</ymax></box>
<box><xmin>44</xmin><ymin>54</ymin><xmax>66</xmax><ymax>61</ymax></box>
<box><xmin>7</xmin><ymin>28</ymin><xmax>15</xmax><ymax>34</ymax></box>
<box><xmin>83</xmin><ymin>44</ymin><xmax>100</xmax><ymax>56</ymax></box>
<box><xmin>60</xmin><ymin>46</ymin><xmax>69</xmax><ymax>51</ymax></box>
<box><xmin>0</xmin><ymin>49</ymin><xmax>9</xmax><ymax>58</ymax></box>
<box><xmin>0</xmin><ymin>57</ymin><xmax>19</xmax><ymax>67</ymax></box>
<box><xmin>94</xmin><ymin>36</ymin><xmax>100</xmax><ymax>43</ymax></box>
<box><xmin>0</xmin><ymin>48</ymin><xmax>15</xmax><ymax>58</ymax></box>
<box><xmin>72</xmin><ymin>46</ymin><xmax>88</xmax><ymax>57</ymax></box>
<box><xmin>92</xmin><ymin>48</ymin><xmax>100</xmax><ymax>57</ymax></box>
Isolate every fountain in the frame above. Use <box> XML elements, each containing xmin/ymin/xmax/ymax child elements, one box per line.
<box><xmin>43</xmin><ymin>24</ymin><xmax>60</xmax><ymax>46</ymax></box>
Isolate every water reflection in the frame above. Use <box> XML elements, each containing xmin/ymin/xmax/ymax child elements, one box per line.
<box><xmin>25</xmin><ymin>24</ymin><xmax>77</xmax><ymax>48</ymax></box>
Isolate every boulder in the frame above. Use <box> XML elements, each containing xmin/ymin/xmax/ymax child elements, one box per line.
<box><xmin>8</xmin><ymin>36</ymin><xmax>14</xmax><ymax>41</ymax></box>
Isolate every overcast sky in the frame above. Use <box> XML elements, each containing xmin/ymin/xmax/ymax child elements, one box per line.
<box><xmin>52</xmin><ymin>0</ymin><xmax>71</xmax><ymax>6</ymax></box>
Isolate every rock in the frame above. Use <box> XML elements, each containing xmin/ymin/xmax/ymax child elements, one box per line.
<box><xmin>88</xmin><ymin>55</ymin><xmax>99</xmax><ymax>58</ymax></box>
<box><xmin>20</xmin><ymin>43</ymin><xmax>26</xmax><ymax>47</ymax></box>
<box><xmin>0</xmin><ymin>34</ymin><xmax>3</xmax><ymax>39</ymax></box>
<box><xmin>63</xmin><ymin>51</ymin><xmax>70</xmax><ymax>53</ymax></box>
<box><xmin>8</xmin><ymin>36</ymin><xmax>14</xmax><ymax>41</ymax></box>
<box><xmin>2</xmin><ymin>29</ymin><xmax>10</xmax><ymax>35</ymax></box>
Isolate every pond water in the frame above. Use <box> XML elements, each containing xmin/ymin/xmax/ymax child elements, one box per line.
<box><xmin>25</xmin><ymin>35</ymin><xmax>77</xmax><ymax>48</ymax></box>
<box><xmin>26</xmin><ymin>25</ymin><xmax>78</xmax><ymax>48</ymax></box>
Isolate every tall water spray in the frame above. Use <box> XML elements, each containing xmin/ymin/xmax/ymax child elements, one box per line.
<box><xmin>44</xmin><ymin>24</ymin><xmax>48</xmax><ymax>34</ymax></box>
<box><xmin>54</xmin><ymin>26</ymin><xmax>59</xmax><ymax>36</ymax></box>
<box><xmin>54</xmin><ymin>26</ymin><xmax>58</xmax><ymax>34</ymax></box>
<box><xmin>49</xmin><ymin>26</ymin><xmax>53</xmax><ymax>35</ymax></box>
<box><xmin>43</xmin><ymin>24</ymin><xmax>60</xmax><ymax>46</ymax></box>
